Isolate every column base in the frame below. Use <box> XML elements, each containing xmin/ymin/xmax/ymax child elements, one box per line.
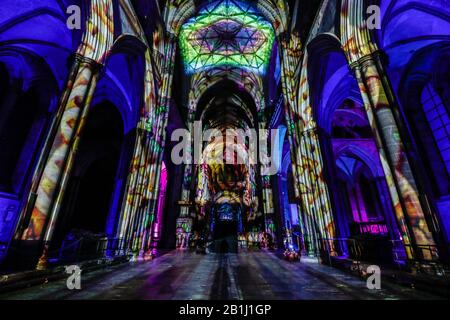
<box><xmin>1</xmin><ymin>240</ymin><xmax>43</xmax><ymax>272</ymax></box>
<box><xmin>36</xmin><ymin>251</ymin><xmax>49</xmax><ymax>271</ymax></box>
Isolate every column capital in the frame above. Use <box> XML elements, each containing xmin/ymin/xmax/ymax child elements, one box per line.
<box><xmin>74</xmin><ymin>53</ymin><xmax>103</xmax><ymax>72</ymax></box>
<box><xmin>349</xmin><ymin>50</ymin><xmax>384</xmax><ymax>70</ymax></box>
<box><xmin>277</xmin><ymin>31</ymin><xmax>303</xmax><ymax>56</ymax></box>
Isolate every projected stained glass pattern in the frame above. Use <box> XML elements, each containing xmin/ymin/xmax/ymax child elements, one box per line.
<box><xmin>180</xmin><ymin>0</ymin><xmax>275</xmax><ymax>74</ymax></box>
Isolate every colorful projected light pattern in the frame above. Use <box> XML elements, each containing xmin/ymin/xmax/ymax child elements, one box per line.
<box><xmin>180</xmin><ymin>0</ymin><xmax>275</xmax><ymax>74</ymax></box>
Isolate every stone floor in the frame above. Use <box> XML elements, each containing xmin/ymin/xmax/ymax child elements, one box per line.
<box><xmin>0</xmin><ymin>250</ymin><xmax>443</xmax><ymax>300</ymax></box>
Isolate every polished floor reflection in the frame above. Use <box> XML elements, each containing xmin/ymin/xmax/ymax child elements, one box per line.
<box><xmin>0</xmin><ymin>251</ymin><xmax>441</xmax><ymax>300</ymax></box>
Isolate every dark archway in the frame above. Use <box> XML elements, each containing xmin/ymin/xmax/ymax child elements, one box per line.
<box><xmin>69</xmin><ymin>156</ymin><xmax>118</xmax><ymax>233</ymax></box>
<box><xmin>0</xmin><ymin>57</ymin><xmax>58</xmax><ymax>266</ymax></box>
<box><xmin>52</xmin><ymin>101</ymin><xmax>124</xmax><ymax>248</ymax></box>
<box><xmin>0</xmin><ymin>62</ymin><xmax>55</xmax><ymax>194</ymax></box>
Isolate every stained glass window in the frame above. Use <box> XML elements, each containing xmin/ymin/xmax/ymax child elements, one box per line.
<box><xmin>179</xmin><ymin>0</ymin><xmax>275</xmax><ymax>74</ymax></box>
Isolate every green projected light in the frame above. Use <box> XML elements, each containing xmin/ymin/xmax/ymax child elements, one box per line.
<box><xmin>180</xmin><ymin>0</ymin><xmax>275</xmax><ymax>74</ymax></box>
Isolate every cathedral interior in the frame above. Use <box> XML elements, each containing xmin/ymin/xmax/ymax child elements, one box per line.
<box><xmin>0</xmin><ymin>0</ymin><xmax>449</xmax><ymax>300</ymax></box>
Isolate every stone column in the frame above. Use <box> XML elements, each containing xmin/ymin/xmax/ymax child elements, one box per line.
<box><xmin>374</xmin><ymin>177</ymin><xmax>401</xmax><ymax>240</ymax></box>
<box><xmin>352</xmin><ymin>53</ymin><xmax>436</xmax><ymax>259</ymax></box>
<box><xmin>177</xmin><ymin>107</ymin><xmax>198</xmax><ymax>247</ymax></box>
<box><xmin>119</xmin><ymin>35</ymin><xmax>178</xmax><ymax>259</ymax></box>
<box><xmin>140</xmin><ymin>35</ymin><xmax>178</xmax><ymax>255</ymax></box>
<box><xmin>278</xmin><ymin>33</ymin><xmax>336</xmax><ymax>253</ymax></box>
<box><xmin>19</xmin><ymin>55</ymin><xmax>101</xmax><ymax>269</ymax></box>
<box><xmin>179</xmin><ymin>112</ymin><xmax>196</xmax><ymax>218</ymax></box>
<box><xmin>14</xmin><ymin>57</ymin><xmax>82</xmax><ymax>243</ymax></box>
<box><xmin>258</xmin><ymin>114</ymin><xmax>276</xmax><ymax>241</ymax></box>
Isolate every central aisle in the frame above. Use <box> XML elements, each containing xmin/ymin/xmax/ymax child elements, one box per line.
<box><xmin>1</xmin><ymin>251</ymin><xmax>440</xmax><ymax>300</ymax></box>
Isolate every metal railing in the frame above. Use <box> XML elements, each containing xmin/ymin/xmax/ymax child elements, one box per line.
<box><xmin>55</xmin><ymin>237</ymin><xmax>131</xmax><ymax>264</ymax></box>
<box><xmin>0</xmin><ymin>237</ymin><xmax>133</xmax><ymax>273</ymax></box>
<box><xmin>319</xmin><ymin>237</ymin><xmax>449</xmax><ymax>277</ymax></box>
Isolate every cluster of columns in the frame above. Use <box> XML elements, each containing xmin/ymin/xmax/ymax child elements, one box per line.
<box><xmin>117</xmin><ymin>36</ymin><xmax>177</xmax><ymax>260</ymax></box>
<box><xmin>15</xmin><ymin>55</ymin><xmax>102</xmax><ymax>269</ymax></box>
<box><xmin>10</xmin><ymin>0</ymin><xmax>171</xmax><ymax>268</ymax></box>
<box><xmin>278</xmin><ymin>32</ymin><xmax>336</xmax><ymax>255</ymax></box>
<box><xmin>258</xmin><ymin>115</ymin><xmax>277</xmax><ymax>239</ymax></box>
<box><xmin>336</xmin><ymin>0</ymin><xmax>441</xmax><ymax>260</ymax></box>
<box><xmin>351</xmin><ymin>53</ymin><xmax>437</xmax><ymax>259</ymax></box>
<box><xmin>265</xmin><ymin>0</ymin><xmax>443</xmax><ymax>261</ymax></box>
